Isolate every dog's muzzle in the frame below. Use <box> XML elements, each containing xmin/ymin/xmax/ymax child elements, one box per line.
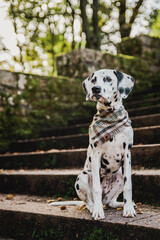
<box><xmin>92</xmin><ymin>86</ymin><xmax>102</xmax><ymax>100</ymax></box>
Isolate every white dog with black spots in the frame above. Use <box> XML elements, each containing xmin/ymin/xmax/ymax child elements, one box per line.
<box><xmin>75</xmin><ymin>69</ymin><xmax>136</xmax><ymax>220</ymax></box>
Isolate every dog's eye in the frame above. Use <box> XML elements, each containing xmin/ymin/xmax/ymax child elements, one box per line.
<box><xmin>91</xmin><ymin>77</ymin><xmax>97</xmax><ymax>84</ymax></box>
<box><xmin>103</xmin><ymin>76</ymin><xmax>112</xmax><ymax>82</ymax></box>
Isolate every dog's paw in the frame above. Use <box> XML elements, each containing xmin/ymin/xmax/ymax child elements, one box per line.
<box><xmin>123</xmin><ymin>203</ymin><xmax>136</xmax><ymax>218</ymax></box>
<box><xmin>92</xmin><ymin>205</ymin><xmax>105</xmax><ymax>220</ymax></box>
<box><xmin>86</xmin><ymin>203</ymin><xmax>94</xmax><ymax>214</ymax></box>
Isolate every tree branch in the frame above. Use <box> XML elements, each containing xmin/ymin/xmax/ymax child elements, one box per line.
<box><xmin>129</xmin><ymin>0</ymin><xmax>144</xmax><ymax>24</ymax></box>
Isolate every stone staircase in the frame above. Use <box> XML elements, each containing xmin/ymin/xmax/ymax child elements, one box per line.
<box><xmin>0</xmin><ymin>90</ymin><xmax>160</xmax><ymax>239</ymax></box>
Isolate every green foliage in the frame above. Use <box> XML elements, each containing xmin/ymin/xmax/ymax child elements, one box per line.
<box><xmin>0</xmin><ymin>73</ymin><xmax>89</xmax><ymax>153</ymax></box>
<box><xmin>150</xmin><ymin>10</ymin><xmax>160</xmax><ymax>38</ymax></box>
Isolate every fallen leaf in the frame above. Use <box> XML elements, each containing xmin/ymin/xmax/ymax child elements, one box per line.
<box><xmin>136</xmin><ymin>209</ymin><xmax>143</xmax><ymax>214</ymax></box>
<box><xmin>116</xmin><ymin>207</ymin><xmax>122</xmax><ymax>211</ymax></box>
<box><xmin>6</xmin><ymin>194</ymin><xmax>14</xmax><ymax>200</ymax></box>
<box><xmin>77</xmin><ymin>204</ymin><xmax>86</xmax><ymax>210</ymax></box>
<box><xmin>47</xmin><ymin>199</ymin><xmax>56</xmax><ymax>203</ymax></box>
<box><xmin>103</xmin><ymin>205</ymin><xmax>107</xmax><ymax>210</ymax></box>
<box><xmin>60</xmin><ymin>206</ymin><xmax>67</xmax><ymax>210</ymax></box>
<box><xmin>0</xmin><ymin>169</ymin><xmax>4</xmax><ymax>173</ymax></box>
<box><xmin>73</xmin><ymin>198</ymin><xmax>78</xmax><ymax>201</ymax></box>
<box><xmin>58</xmin><ymin>197</ymin><xmax>63</xmax><ymax>201</ymax></box>
<box><xmin>136</xmin><ymin>202</ymin><xmax>142</xmax><ymax>205</ymax></box>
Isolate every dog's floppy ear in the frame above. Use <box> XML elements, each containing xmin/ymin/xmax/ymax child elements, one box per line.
<box><xmin>82</xmin><ymin>80</ymin><xmax>89</xmax><ymax>101</ymax></box>
<box><xmin>114</xmin><ymin>70</ymin><xmax>135</xmax><ymax>99</ymax></box>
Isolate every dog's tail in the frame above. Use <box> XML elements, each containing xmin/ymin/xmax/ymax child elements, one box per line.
<box><xmin>49</xmin><ymin>201</ymin><xmax>83</xmax><ymax>206</ymax></box>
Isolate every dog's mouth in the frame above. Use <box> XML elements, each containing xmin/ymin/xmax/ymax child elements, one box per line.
<box><xmin>93</xmin><ymin>94</ymin><xmax>101</xmax><ymax>100</ymax></box>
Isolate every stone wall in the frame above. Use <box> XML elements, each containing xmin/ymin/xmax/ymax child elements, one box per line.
<box><xmin>117</xmin><ymin>35</ymin><xmax>160</xmax><ymax>65</ymax></box>
<box><xmin>56</xmin><ymin>35</ymin><xmax>160</xmax><ymax>87</ymax></box>
<box><xmin>56</xmin><ymin>48</ymin><xmax>106</xmax><ymax>79</ymax></box>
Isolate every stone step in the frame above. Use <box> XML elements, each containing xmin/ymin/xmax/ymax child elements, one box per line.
<box><xmin>128</xmin><ymin>88</ymin><xmax>160</xmax><ymax>100</ymax></box>
<box><xmin>0</xmin><ymin>169</ymin><xmax>159</xmax><ymax>205</ymax></box>
<box><xmin>128</xmin><ymin>104</ymin><xmax>160</xmax><ymax>117</ymax></box>
<box><xmin>69</xmin><ymin>104</ymin><xmax>160</xmax><ymax>125</ymax></box>
<box><xmin>10</xmin><ymin>125</ymin><xmax>160</xmax><ymax>152</ymax></box>
<box><xmin>0</xmin><ymin>194</ymin><xmax>159</xmax><ymax>240</ymax></box>
<box><xmin>124</xmin><ymin>97</ymin><xmax>160</xmax><ymax>109</ymax></box>
<box><xmin>0</xmin><ymin>144</ymin><xmax>160</xmax><ymax>170</ymax></box>
<box><xmin>41</xmin><ymin>113</ymin><xmax>160</xmax><ymax>137</ymax></box>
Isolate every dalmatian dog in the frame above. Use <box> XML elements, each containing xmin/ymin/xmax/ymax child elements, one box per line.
<box><xmin>75</xmin><ymin>69</ymin><xmax>136</xmax><ymax>220</ymax></box>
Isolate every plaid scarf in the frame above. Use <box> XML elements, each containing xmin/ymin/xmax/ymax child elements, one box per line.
<box><xmin>89</xmin><ymin>106</ymin><xmax>131</xmax><ymax>145</ymax></box>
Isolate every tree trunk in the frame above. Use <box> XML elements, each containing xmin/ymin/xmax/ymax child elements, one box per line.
<box><xmin>118</xmin><ymin>0</ymin><xmax>144</xmax><ymax>39</ymax></box>
<box><xmin>80</xmin><ymin>0</ymin><xmax>93</xmax><ymax>48</ymax></box>
<box><xmin>92</xmin><ymin>0</ymin><xmax>100</xmax><ymax>49</ymax></box>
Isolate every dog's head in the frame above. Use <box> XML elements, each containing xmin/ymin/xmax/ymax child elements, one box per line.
<box><xmin>82</xmin><ymin>69</ymin><xmax>135</xmax><ymax>103</ymax></box>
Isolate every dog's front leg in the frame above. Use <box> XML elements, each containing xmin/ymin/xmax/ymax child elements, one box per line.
<box><xmin>91</xmin><ymin>149</ymin><xmax>105</xmax><ymax>220</ymax></box>
<box><xmin>123</xmin><ymin>150</ymin><xmax>136</xmax><ymax>217</ymax></box>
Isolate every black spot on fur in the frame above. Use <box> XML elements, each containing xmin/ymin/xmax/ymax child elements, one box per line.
<box><xmin>109</xmin><ymin>138</ymin><xmax>113</xmax><ymax>142</ymax></box>
<box><xmin>83</xmin><ymin>171</ymin><xmax>87</xmax><ymax>174</ymax></box>
<box><xmin>128</xmin><ymin>144</ymin><xmax>132</xmax><ymax>149</ymax></box>
<box><xmin>116</xmin><ymin>159</ymin><xmax>120</xmax><ymax>163</ymax></box>
<box><xmin>112</xmin><ymin>170</ymin><xmax>118</xmax><ymax>174</ymax></box>
<box><xmin>89</xmin><ymin>157</ymin><xmax>91</xmax><ymax>162</ymax></box>
<box><xmin>127</xmin><ymin>154</ymin><xmax>129</xmax><ymax>158</ymax></box>
<box><xmin>101</xmin><ymin>162</ymin><xmax>107</xmax><ymax>169</ymax></box>
<box><xmin>123</xmin><ymin>142</ymin><xmax>126</xmax><ymax>149</ymax></box>
<box><xmin>103</xmin><ymin>159</ymin><xmax>110</xmax><ymax>165</ymax></box>
<box><xmin>121</xmin><ymin>160</ymin><xmax>124</xmax><ymax>175</ymax></box>
<box><xmin>131</xmin><ymin>77</ymin><xmax>135</xmax><ymax>82</ymax></box>
<box><xmin>90</xmin><ymin>144</ymin><xmax>93</xmax><ymax>149</ymax></box>
<box><xmin>104</xmin><ymin>88</ymin><xmax>106</xmax><ymax>93</ymax></box>
<box><xmin>124</xmin><ymin>177</ymin><xmax>127</xmax><ymax>184</ymax></box>
<box><xmin>76</xmin><ymin>184</ymin><xmax>79</xmax><ymax>190</ymax></box>
<box><xmin>104</xmin><ymin>101</ymin><xmax>111</xmax><ymax>107</ymax></box>
<box><xmin>124</xmin><ymin>199</ymin><xmax>127</xmax><ymax>204</ymax></box>
<box><xmin>106</xmin><ymin>169</ymin><xmax>111</xmax><ymax>174</ymax></box>
<box><xmin>91</xmin><ymin>77</ymin><xmax>97</xmax><ymax>84</ymax></box>
<box><xmin>82</xmin><ymin>82</ymin><xmax>87</xmax><ymax>94</ymax></box>
<box><xmin>119</xmin><ymin>87</ymin><xmax>124</xmax><ymax>94</ymax></box>
<box><xmin>90</xmin><ymin>73</ymin><xmax>94</xmax><ymax>79</ymax></box>
<box><xmin>94</xmin><ymin>142</ymin><xmax>97</xmax><ymax>147</ymax></box>
<box><xmin>125</xmin><ymin>88</ymin><xmax>130</xmax><ymax>96</ymax></box>
<box><xmin>114</xmin><ymin>70</ymin><xmax>123</xmax><ymax>83</ymax></box>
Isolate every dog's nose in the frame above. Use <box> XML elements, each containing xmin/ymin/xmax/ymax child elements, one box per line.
<box><xmin>92</xmin><ymin>86</ymin><xmax>101</xmax><ymax>94</ymax></box>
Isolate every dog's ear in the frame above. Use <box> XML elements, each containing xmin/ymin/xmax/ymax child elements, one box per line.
<box><xmin>114</xmin><ymin>70</ymin><xmax>135</xmax><ymax>99</ymax></box>
<box><xmin>82</xmin><ymin>80</ymin><xmax>89</xmax><ymax>101</ymax></box>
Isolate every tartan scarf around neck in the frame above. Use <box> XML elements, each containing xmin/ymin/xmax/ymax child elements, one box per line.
<box><xmin>89</xmin><ymin>105</ymin><xmax>131</xmax><ymax>145</ymax></box>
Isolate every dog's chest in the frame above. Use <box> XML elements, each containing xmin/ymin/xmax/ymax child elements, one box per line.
<box><xmin>99</xmin><ymin>140</ymin><xmax>124</xmax><ymax>179</ymax></box>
